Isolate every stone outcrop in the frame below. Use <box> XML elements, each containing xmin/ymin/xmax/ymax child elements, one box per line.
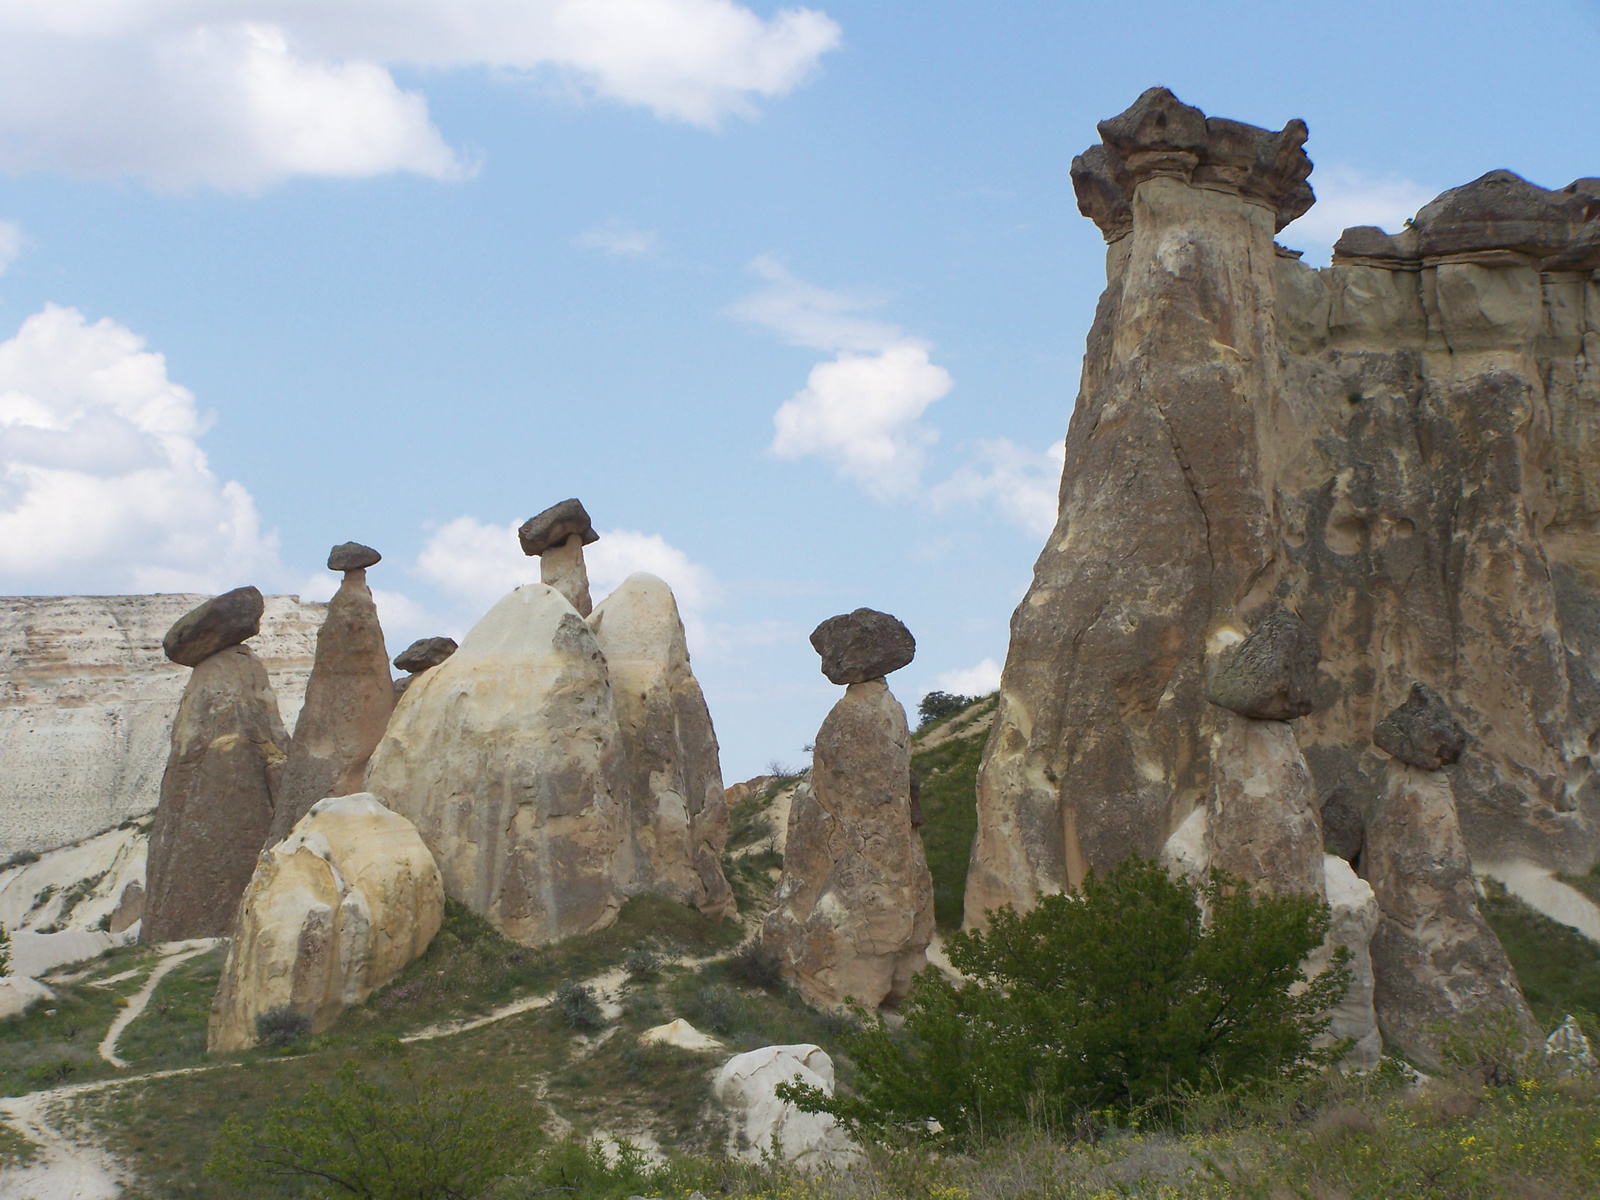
<box><xmin>364</xmin><ymin>584</ymin><xmax>627</xmax><ymax>946</ymax></box>
<box><xmin>588</xmin><ymin>573</ymin><xmax>735</xmax><ymax>918</ymax></box>
<box><xmin>1203</xmin><ymin>715</ymin><xmax>1326</xmax><ymax>897</ymax></box>
<box><xmin>1320</xmin><ymin>855</ymin><xmax>1383</xmax><ymax>1069</ymax></box>
<box><xmin>519</xmin><ymin>498</ymin><xmax>598</xmax><ymax>617</ymax></box>
<box><xmin>267</xmin><ymin>553</ymin><xmax>394</xmax><ymax>846</ymax></box>
<box><xmin>162</xmin><ymin>586</ymin><xmax>265</xmax><ymax>667</ymax></box>
<box><xmin>1373</xmin><ymin>683</ymin><xmax>1467</xmax><ymax>771</ymax></box>
<box><xmin>712</xmin><ymin>1044</ymin><xmax>856</xmax><ymax>1171</ymax></box>
<box><xmin>809</xmin><ymin>609</ymin><xmax>916</xmax><ymax>685</ymax></box>
<box><xmin>142</xmin><ymin>642</ymin><xmax>291</xmax><ymax>942</ymax></box>
<box><xmin>764</xmin><ymin>621</ymin><xmax>933</xmax><ymax>1007</ymax></box>
<box><xmin>0</xmin><ymin>594</ymin><xmax>322</xmax><ymax>858</ymax></box>
<box><xmin>1205</xmin><ymin>609</ymin><xmax>1321</xmax><ymax>720</ymax></box>
<box><xmin>208</xmin><ymin>794</ymin><xmax>443</xmax><ymax>1051</ymax></box>
<box><xmin>392</xmin><ymin>637</ymin><xmax>457</xmax><ymax>701</ymax></box>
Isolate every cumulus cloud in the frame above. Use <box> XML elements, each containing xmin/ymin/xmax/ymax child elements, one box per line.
<box><xmin>0</xmin><ymin>222</ymin><xmax>22</xmax><ymax>274</ymax></box>
<box><xmin>734</xmin><ymin>257</ymin><xmax>952</xmax><ymax>500</ymax></box>
<box><xmin>933</xmin><ymin>657</ymin><xmax>1001</xmax><ymax>698</ymax></box>
<box><xmin>576</xmin><ymin>221</ymin><xmax>658</xmax><ymax>257</ymax></box>
<box><xmin>0</xmin><ymin>303</ymin><xmax>282</xmax><ymax>593</ymax></box>
<box><xmin>930</xmin><ymin>437</ymin><xmax>1065</xmax><ymax>538</ymax></box>
<box><xmin>1280</xmin><ymin>165</ymin><xmax>1438</xmax><ymax>265</ymax></box>
<box><xmin>0</xmin><ymin>1</ymin><xmax>842</xmax><ymax>190</ymax></box>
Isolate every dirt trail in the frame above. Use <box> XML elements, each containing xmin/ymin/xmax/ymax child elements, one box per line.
<box><xmin>98</xmin><ymin>940</ymin><xmax>220</xmax><ymax>1068</ymax></box>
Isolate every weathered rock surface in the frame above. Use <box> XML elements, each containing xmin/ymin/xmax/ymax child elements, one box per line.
<box><xmin>208</xmin><ymin>794</ymin><xmax>443</xmax><ymax>1051</ymax></box>
<box><xmin>541</xmin><ymin>535</ymin><xmax>593</xmax><ymax>617</ymax></box>
<box><xmin>1203</xmin><ymin>716</ymin><xmax>1325</xmax><ymax>897</ymax></box>
<box><xmin>1373</xmin><ymin>683</ymin><xmax>1467</xmax><ymax>771</ymax></box>
<box><xmin>712</xmin><ymin>1044</ymin><xmax>856</xmax><ymax>1171</ymax></box>
<box><xmin>327</xmin><ymin>542</ymin><xmax>381</xmax><ymax>572</ymax></box>
<box><xmin>142</xmin><ymin>644</ymin><xmax>291</xmax><ymax>942</ymax></box>
<box><xmin>0</xmin><ymin>594</ymin><xmax>322</xmax><ymax>857</ymax></box>
<box><xmin>588</xmin><ymin>573</ymin><xmax>735</xmax><ymax>918</ymax></box>
<box><xmin>763</xmin><ymin>679</ymin><xmax>933</xmax><ymax>1008</ymax></box>
<box><xmin>639</xmin><ymin>1017</ymin><xmax>723</xmax><ymax>1052</ymax></box>
<box><xmin>520</xmin><ymin>499</ymin><xmax>598</xmax><ymax>616</ymax></box>
<box><xmin>1205</xmin><ymin>609</ymin><xmax>1321</xmax><ymax>720</ymax></box>
<box><xmin>162</xmin><ymin>587</ymin><xmax>265</xmax><ymax>667</ymax></box>
<box><xmin>1365</xmin><ymin>763</ymin><xmax>1536</xmax><ymax>1070</ymax></box>
<box><xmin>393</xmin><ymin>637</ymin><xmax>457</xmax><ymax>674</ymax></box>
<box><xmin>809</xmin><ymin>609</ymin><xmax>915</xmax><ymax>685</ymax></box>
<box><xmin>0</xmin><ymin>824</ymin><xmax>147</xmax><ymax>935</ymax></box>
<box><xmin>1318</xmin><ymin>854</ymin><xmax>1382</xmax><ymax>1070</ymax></box>
<box><xmin>267</xmin><ymin>570</ymin><xmax>394</xmax><ymax>846</ymax></box>
<box><xmin>364</xmin><ymin>584</ymin><xmax>627</xmax><ymax>946</ymax></box>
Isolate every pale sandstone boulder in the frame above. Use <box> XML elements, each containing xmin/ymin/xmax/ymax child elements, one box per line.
<box><xmin>1366</xmin><ymin>762</ymin><xmax>1537</xmax><ymax>1069</ymax></box>
<box><xmin>762</xmin><ymin>679</ymin><xmax>934</xmax><ymax>1009</ymax></box>
<box><xmin>1318</xmin><ymin>855</ymin><xmax>1382</xmax><ymax>1070</ymax></box>
<box><xmin>143</xmin><ymin>643</ymin><xmax>290</xmax><ymax>942</ymax></box>
<box><xmin>208</xmin><ymin>793</ymin><xmax>443</xmax><ymax>1051</ymax></box>
<box><xmin>267</xmin><ymin>567</ymin><xmax>395</xmax><ymax>845</ymax></box>
<box><xmin>364</xmin><ymin>584</ymin><xmax>627</xmax><ymax>946</ymax></box>
<box><xmin>712</xmin><ymin>1044</ymin><xmax>856</xmax><ymax>1171</ymax></box>
<box><xmin>588</xmin><ymin>573</ymin><xmax>735</xmax><ymax>919</ymax></box>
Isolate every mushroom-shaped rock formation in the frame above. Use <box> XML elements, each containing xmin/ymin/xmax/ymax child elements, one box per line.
<box><xmin>1205</xmin><ymin>609</ymin><xmax>1321</xmax><ymax>720</ymax></box>
<box><xmin>808</xmin><ymin>609</ymin><xmax>916</xmax><ymax>685</ymax></box>
<box><xmin>161</xmin><ymin>586</ymin><xmax>265</xmax><ymax>667</ymax></box>
<box><xmin>518</xmin><ymin>498</ymin><xmax>599</xmax><ymax>616</ymax></box>
<box><xmin>364</xmin><ymin>584</ymin><xmax>627</xmax><ymax>946</ymax></box>
<box><xmin>266</xmin><ymin>547</ymin><xmax>395</xmax><ymax>845</ymax></box>
<box><xmin>588</xmin><ymin>573</ymin><xmax>735</xmax><ymax>919</ymax></box>
<box><xmin>764</xmin><ymin>614</ymin><xmax>932</xmax><ymax>1009</ymax></box>
<box><xmin>208</xmin><ymin>794</ymin><xmax>443</xmax><ymax>1051</ymax></box>
<box><xmin>143</xmin><ymin>599</ymin><xmax>290</xmax><ymax>941</ymax></box>
<box><xmin>1373</xmin><ymin>682</ymin><xmax>1467</xmax><ymax>771</ymax></box>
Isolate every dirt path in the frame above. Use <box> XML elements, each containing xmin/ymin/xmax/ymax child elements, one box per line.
<box><xmin>98</xmin><ymin>940</ymin><xmax>220</xmax><ymax>1068</ymax></box>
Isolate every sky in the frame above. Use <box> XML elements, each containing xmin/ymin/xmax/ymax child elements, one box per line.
<box><xmin>1</xmin><ymin>0</ymin><xmax>1597</xmax><ymax>780</ymax></box>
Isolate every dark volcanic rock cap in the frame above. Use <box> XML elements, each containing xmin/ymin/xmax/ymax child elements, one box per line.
<box><xmin>162</xmin><ymin>586</ymin><xmax>265</xmax><ymax>667</ymax></box>
<box><xmin>394</xmin><ymin>636</ymin><xmax>458</xmax><ymax>674</ymax></box>
<box><xmin>328</xmin><ymin>542</ymin><xmax>382</xmax><ymax>572</ymax></box>
<box><xmin>518</xmin><ymin>498</ymin><xmax>599</xmax><ymax>556</ymax></box>
<box><xmin>810</xmin><ymin>608</ymin><xmax>915</xmax><ymax>685</ymax></box>
<box><xmin>1205</xmin><ymin>609</ymin><xmax>1321</xmax><ymax>720</ymax></box>
<box><xmin>1374</xmin><ymin>683</ymin><xmax>1467</xmax><ymax>770</ymax></box>
<box><xmin>1411</xmin><ymin>169</ymin><xmax>1590</xmax><ymax>260</ymax></box>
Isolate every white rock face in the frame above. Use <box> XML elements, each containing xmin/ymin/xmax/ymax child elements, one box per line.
<box><xmin>0</xmin><ymin>823</ymin><xmax>147</xmax><ymax>934</ymax></box>
<box><xmin>712</xmin><ymin>1044</ymin><xmax>857</xmax><ymax>1172</ymax></box>
<box><xmin>0</xmin><ymin>975</ymin><xmax>54</xmax><ymax>1020</ymax></box>
<box><xmin>0</xmin><ymin>593</ymin><xmax>324</xmax><ymax>857</ymax></box>
<box><xmin>365</xmin><ymin>584</ymin><xmax>628</xmax><ymax>947</ymax></box>
<box><xmin>207</xmin><ymin>793</ymin><xmax>443</xmax><ymax>1052</ymax></box>
<box><xmin>1319</xmin><ymin>854</ymin><xmax>1382</xmax><ymax>1070</ymax></box>
<box><xmin>588</xmin><ymin>573</ymin><xmax>735</xmax><ymax>919</ymax></box>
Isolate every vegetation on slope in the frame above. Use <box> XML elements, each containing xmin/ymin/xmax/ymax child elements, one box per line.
<box><xmin>911</xmin><ymin>693</ymin><xmax>997</xmax><ymax>930</ymax></box>
<box><xmin>1480</xmin><ymin>880</ymin><xmax>1600</xmax><ymax>1032</ymax></box>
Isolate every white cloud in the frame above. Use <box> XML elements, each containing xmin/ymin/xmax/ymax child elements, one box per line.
<box><xmin>576</xmin><ymin>221</ymin><xmax>658</xmax><ymax>257</ymax></box>
<box><xmin>933</xmin><ymin>657</ymin><xmax>1001</xmax><ymax>698</ymax></box>
<box><xmin>0</xmin><ymin>222</ymin><xmax>22</xmax><ymax>275</ymax></box>
<box><xmin>1280</xmin><ymin>165</ymin><xmax>1437</xmax><ymax>265</ymax></box>
<box><xmin>930</xmin><ymin>437</ymin><xmax>1064</xmax><ymax>538</ymax></box>
<box><xmin>727</xmin><ymin>255</ymin><xmax>900</xmax><ymax>352</ymax></box>
<box><xmin>0</xmin><ymin>303</ymin><xmax>283</xmax><ymax>593</ymax></box>
<box><xmin>0</xmin><ymin>1</ymin><xmax>842</xmax><ymax>190</ymax></box>
<box><xmin>586</xmin><ymin>529</ymin><xmax>717</xmax><ymax>614</ymax></box>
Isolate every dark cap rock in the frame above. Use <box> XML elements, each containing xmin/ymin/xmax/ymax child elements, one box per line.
<box><xmin>394</xmin><ymin>636</ymin><xmax>458</xmax><ymax>674</ymax></box>
<box><xmin>1411</xmin><ymin>170</ymin><xmax>1589</xmax><ymax>260</ymax></box>
<box><xmin>327</xmin><ymin>542</ymin><xmax>381</xmax><ymax>572</ymax></box>
<box><xmin>809</xmin><ymin>609</ymin><xmax>916</xmax><ymax>685</ymax></box>
<box><xmin>518</xmin><ymin>499</ymin><xmax>598</xmax><ymax>557</ymax></box>
<box><xmin>1072</xmin><ymin>144</ymin><xmax>1133</xmax><ymax>242</ymax></box>
<box><xmin>1374</xmin><ymin>682</ymin><xmax>1467</xmax><ymax>770</ymax></box>
<box><xmin>162</xmin><ymin>586</ymin><xmax>265</xmax><ymax>667</ymax></box>
<box><xmin>1205</xmin><ymin>609</ymin><xmax>1321</xmax><ymax>720</ymax></box>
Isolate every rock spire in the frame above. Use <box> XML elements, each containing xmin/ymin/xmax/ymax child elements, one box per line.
<box><xmin>519</xmin><ymin>498</ymin><xmax>599</xmax><ymax>616</ymax></box>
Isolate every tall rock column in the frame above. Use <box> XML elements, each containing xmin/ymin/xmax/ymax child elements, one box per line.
<box><xmin>763</xmin><ymin>610</ymin><xmax>934</xmax><ymax>1009</ymax></box>
<box><xmin>143</xmin><ymin>587</ymin><xmax>290</xmax><ymax>942</ymax></box>
<box><xmin>266</xmin><ymin>542</ymin><xmax>395</xmax><ymax>845</ymax></box>
<box><xmin>1365</xmin><ymin>685</ymin><xmax>1537</xmax><ymax>1068</ymax></box>
<box><xmin>519</xmin><ymin>498</ymin><xmax>598</xmax><ymax>616</ymax></box>
<box><xmin>966</xmin><ymin>89</ymin><xmax>1315</xmax><ymax>926</ymax></box>
<box><xmin>588</xmin><ymin>573</ymin><xmax>736</xmax><ymax>919</ymax></box>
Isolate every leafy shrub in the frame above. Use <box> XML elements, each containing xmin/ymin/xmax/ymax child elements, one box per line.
<box><xmin>917</xmin><ymin>690</ymin><xmax>975</xmax><ymax>730</ymax></box>
<box><xmin>556</xmin><ymin>983</ymin><xmax>604</xmax><ymax>1032</ymax></box>
<box><xmin>690</xmin><ymin>984</ymin><xmax>741</xmax><ymax>1035</ymax></box>
<box><xmin>255</xmin><ymin>1005</ymin><xmax>312</xmax><ymax>1049</ymax></box>
<box><xmin>623</xmin><ymin>948</ymin><xmax>660</xmax><ymax>982</ymax></box>
<box><xmin>781</xmin><ymin>856</ymin><xmax>1349</xmax><ymax>1140</ymax></box>
<box><xmin>725</xmin><ymin>940</ymin><xmax>785</xmax><ymax>992</ymax></box>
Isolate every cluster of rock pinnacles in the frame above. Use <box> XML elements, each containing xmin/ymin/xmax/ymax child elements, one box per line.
<box><xmin>144</xmin><ymin>87</ymin><xmax>1596</xmax><ymax>1069</ymax></box>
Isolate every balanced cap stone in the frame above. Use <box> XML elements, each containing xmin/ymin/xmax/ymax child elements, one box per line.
<box><xmin>328</xmin><ymin>542</ymin><xmax>381</xmax><ymax>572</ymax></box>
<box><xmin>1374</xmin><ymin>683</ymin><xmax>1467</xmax><ymax>770</ymax></box>
<box><xmin>1205</xmin><ymin>609</ymin><xmax>1321</xmax><ymax>720</ymax></box>
<box><xmin>809</xmin><ymin>609</ymin><xmax>915</xmax><ymax>685</ymax></box>
<box><xmin>162</xmin><ymin>586</ymin><xmax>265</xmax><ymax>667</ymax></box>
<box><xmin>1411</xmin><ymin>170</ymin><xmax>1589</xmax><ymax>259</ymax></box>
<box><xmin>394</xmin><ymin>636</ymin><xmax>458</xmax><ymax>674</ymax></box>
<box><xmin>518</xmin><ymin>499</ymin><xmax>598</xmax><ymax>557</ymax></box>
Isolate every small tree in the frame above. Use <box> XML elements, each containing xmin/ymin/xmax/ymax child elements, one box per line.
<box><xmin>782</xmin><ymin>856</ymin><xmax>1349</xmax><ymax>1139</ymax></box>
<box><xmin>207</xmin><ymin>1060</ymin><xmax>530</xmax><ymax>1200</ymax></box>
<box><xmin>917</xmin><ymin>691</ymin><xmax>975</xmax><ymax>729</ymax></box>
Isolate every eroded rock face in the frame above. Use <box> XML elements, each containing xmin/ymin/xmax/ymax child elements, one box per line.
<box><xmin>1319</xmin><ymin>854</ymin><xmax>1383</xmax><ymax>1070</ymax></box>
<box><xmin>712</xmin><ymin>1044</ymin><xmax>857</xmax><ymax>1172</ymax></box>
<box><xmin>588</xmin><ymin>573</ymin><xmax>735</xmax><ymax>919</ymax></box>
<box><xmin>267</xmin><ymin>570</ymin><xmax>394</xmax><ymax>846</ymax></box>
<box><xmin>363</xmin><ymin>584</ymin><xmax>626</xmax><ymax>946</ymax></box>
<box><xmin>1365</xmin><ymin>763</ymin><xmax>1537</xmax><ymax>1069</ymax></box>
<box><xmin>1206</xmin><ymin>609</ymin><xmax>1321</xmax><ymax>720</ymax></box>
<box><xmin>1203</xmin><ymin>716</ymin><xmax>1325</xmax><ymax>897</ymax></box>
<box><xmin>208</xmin><ymin>793</ymin><xmax>443</xmax><ymax>1051</ymax></box>
<box><xmin>142</xmin><ymin>644</ymin><xmax>290</xmax><ymax>942</ymax></box>
<box><xmin>762</xmin><ymin>679</ymin><xmax>933</xmax><ymax>1009</ymax></box>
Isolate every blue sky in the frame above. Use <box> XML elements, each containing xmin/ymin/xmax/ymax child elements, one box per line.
<box><xmin>1</xmin><ymin>1</ymin><xmax>1597</xmax><ymax>779</ymax></box>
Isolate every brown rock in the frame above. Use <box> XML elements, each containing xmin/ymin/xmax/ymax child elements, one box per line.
<box><xmin>1203</xmin><ymin>716</ymin><xmax>1325</xmax><ymax>896</ymax></box>
<box><xmin>809</xmin><ymin>609</ymin><xmax>915</xmax><ymax>685</ymax></box>
<box><xmin>1205</xmin><ymin>609</ymin><xmax>1321</xmax><ymax>720</ymax></box>
<box><xmin>540</xmin><ymin>533</ymin><xmax>593</xmax><ymax>616</ymax></box>
<box><xmin>1410</xmin><ymin>169</ymin><xmax>1589</xmax><ymax>259</ymax></box>
<box><xmin>518</xmin><ymin>498</ymin><xmax>598</xmax><ymax>555</ymax></box>
<box><xmin>265</xmin><ymin>569</ymin><xmax>394</xmax><ymax>846</ymax></box>
<box><xmin>1374</xmin><ymin>683</ymin><xmax>1467</xmax><ymax>771</ymax></box>
<box><xmin>108</xmin><ymin>880</ymin><xmax>144</xmax><ymax>934</ymax></box>
<box><xmin>161</xmin><ymin>586</ymin><xmax>264</xmax><ymax>667</ymax></box>
<box><xmin>393</xmin><ymin>637</ymin><xmax>457</xmax><ymax>674</ymax></box>
<box><xmin>762</xmin><ymin>679</ymin><xmax>933</xmax><ymax>1008</ymax></box>
<box><xmin>326</xmin><ymin>542</ymin><xmax>381</xmax><ymax>572</ymax></box>
<box><xmin>141</xmin><ymin>644</ymin><xmax>289</xmax><ymax>942</ymax></box>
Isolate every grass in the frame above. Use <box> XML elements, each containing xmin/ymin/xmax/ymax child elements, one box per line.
<box><xmin>910</xmin><ymin>694</ymin><xmax>996</xmax><ymax>929</ymax></box>
<box><xmin>723</xmin><ymin>848</ymin><xmax>783</xmax><ymax>917</ymax></box>
<box><xmin>115</xmin><ymin>947</ymin><xmax>226</xmax><ymax>1068</ymax></box>
<box><xmin>1480</xmin><ymin>880</ymin><xmax>1600</xmax><ymax>1030</ymax></box>
<box><xmin>1560</xmin><ymin>861</ymin><xmax>1600</xmax><ymax>909</ymax></box>
<box><xmin>0</xmin><ymin>1121</ymin><xmax>37</xmax><ymax>1169</ymax></box>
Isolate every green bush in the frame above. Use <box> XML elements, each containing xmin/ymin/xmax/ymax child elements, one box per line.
<box><xmin>255</xmin><ymin>1005</ymin><xmax>312</xmax><ymax>1049</ymax></box>
<box><xmin>556</xmin><ymin>983</ymin><xmax>604</xmax><ymax>1032</ymax></box>
<box><xmin>782</xmin><ymin>857</ymin><xmax>1349</xmax><ymax>1140</ymax></box>
<box><xmin>917</xmin><ymin>690</ymin><xmax>975</xmax><ymax>730</ymax></box>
